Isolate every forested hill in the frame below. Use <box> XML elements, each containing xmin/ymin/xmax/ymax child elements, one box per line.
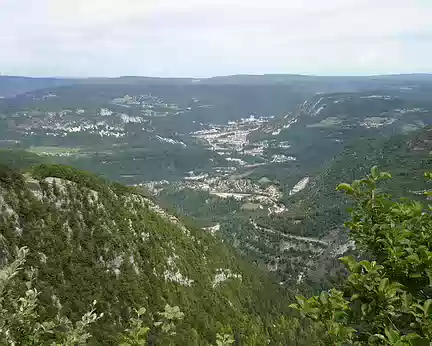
<box><xmin>248</xmin><ymin>126</ymin><xmax>432</xmax><ymax>288</ymax></box>
<box><xmin>292</xmin><ymin>126</ymin><xmax>432</xmax><ymax>235</ymax></box>
<box><xmin>0</xmin><ymin>158</ymin><xmax>314</xmax><ymax>345</ymax></box>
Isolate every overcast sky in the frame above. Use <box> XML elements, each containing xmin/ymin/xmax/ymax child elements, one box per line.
<box><xmin>1</xmin><ymin>0</ymin><xmax>431</xmax><ymax>77</ymax></box>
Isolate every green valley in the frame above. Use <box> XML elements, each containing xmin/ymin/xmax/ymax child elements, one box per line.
<box><xmin>1</xmin><ymin>74</ymin><xmax>432</xmax><ymax>344</ymax></box>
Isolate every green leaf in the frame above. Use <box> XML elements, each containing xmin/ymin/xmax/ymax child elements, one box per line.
<box><xmin>339</xmin><ymin>256</ymin><xmax>357</xmax><ymax>272</ymax></box>
<box><xmin>288</xmin><ymin>303</ymin><xmax>300</xmax><ymax>311</ymax></box>
<box><xmin>378</xmin><ymin>278</ymin><xmax>389</xmax><ymax>292</ymax></box>
<box><xmin>424</xmin><ymin>299</ymin><xmax>432</xmax><ymax>316</ymax></box>
<box><xmin>336</xmin><ymin>183</ymin><xmax>354</xmax><ymax>194</ymax></box>
<box><xmin>426</xmin><ymin>269</ymin><xmax>432</xmax><ymax>286</ymax></box>
<box><xmin>350</xmin><ymin>293</ymin><xmax>360</xmax><ymax>301</ymax></box>
<box><xmin>137</xmin><ymin>307</ymin><xmax>146</xmax><ymax>316</ymax></box>
<box><xmin>384</xmin><ymin>328</ymin><xmax>399</xmax><ymax>343</ymax></box>
<box><xmin>406</xmin><ymin>253</ymin><xmax>420</xmax><ymax>263</ymax></box>
<box><xmin>401</xmin><ymin>333</ymin><xmax>421</xmax><ymax>341</ymax></box>
<box><xmin>371</xmin><ymin>166</ymin><xmax>379</xmax><ymax>179</ymax></box>
<box><xmin>319</xmin><ymin>291</ymin><xmax>329</xmax><ymax>305</ymax></box>
<box><xmin>379</xmin><ymin>171</ymin><xmax>392</xmax><ymax>180</ymax></box>
<box><xmin>372</xmin><ymin>333</ymin><xmax>387</xmax><ymax>341</ymax></box>
<box><xmin>294</xmin><ymin>295</ymin><xmax>307</xmax><ymax>307</ymax></box>
<box><xmin>361</xmin><ymin>303</ymin><xmax>370</xmax><ymax>316</ymax></box>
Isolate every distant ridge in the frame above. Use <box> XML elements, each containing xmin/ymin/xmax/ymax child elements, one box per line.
<box><xmin>1</xmin><ymin>73</ymin><xmax>432</xmax><ymax>97</ymax></box>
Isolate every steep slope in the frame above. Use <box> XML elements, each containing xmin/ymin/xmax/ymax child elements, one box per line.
<box><xmin>292</xmin><ymin>127</ymin><xmax>432</xmax><ymax>232</ymax></box>
<box><xmin>0</xmin><ymin>160</ymin><xmax>305</xmax><ymax>345</ymax></box>
<box><xmin>280</xmin><ymin>127</ymin><xmax>432</xmax><ymax>287</ymax></box>
<box><xmin>246</xmin><ymin>86</ymin><xmax>432</xmax><ymax>227</ymax></box>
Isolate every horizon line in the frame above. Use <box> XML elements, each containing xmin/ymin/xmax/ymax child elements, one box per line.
<box><xmin>1</xmin><ymin>72</ymin><xmax>432</xmax><ymax>80</ymax></box>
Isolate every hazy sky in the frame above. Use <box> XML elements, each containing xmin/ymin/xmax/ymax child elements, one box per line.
<box><xmin>1</xmin><ymin>0</ymin><xmax>432</xmax><ymax>77</ymax></box>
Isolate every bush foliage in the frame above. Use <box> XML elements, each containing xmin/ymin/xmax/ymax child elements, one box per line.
<box><xmin>291</xmin><ymin>167</ymin><xmax>432</xmax><ymax>345</ymax></box>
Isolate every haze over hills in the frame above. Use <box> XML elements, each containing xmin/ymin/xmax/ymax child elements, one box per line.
<box><xmin>2</xmin><ymin>73</ymin><xmax>432</xmax><ymax>96</ymax></box>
